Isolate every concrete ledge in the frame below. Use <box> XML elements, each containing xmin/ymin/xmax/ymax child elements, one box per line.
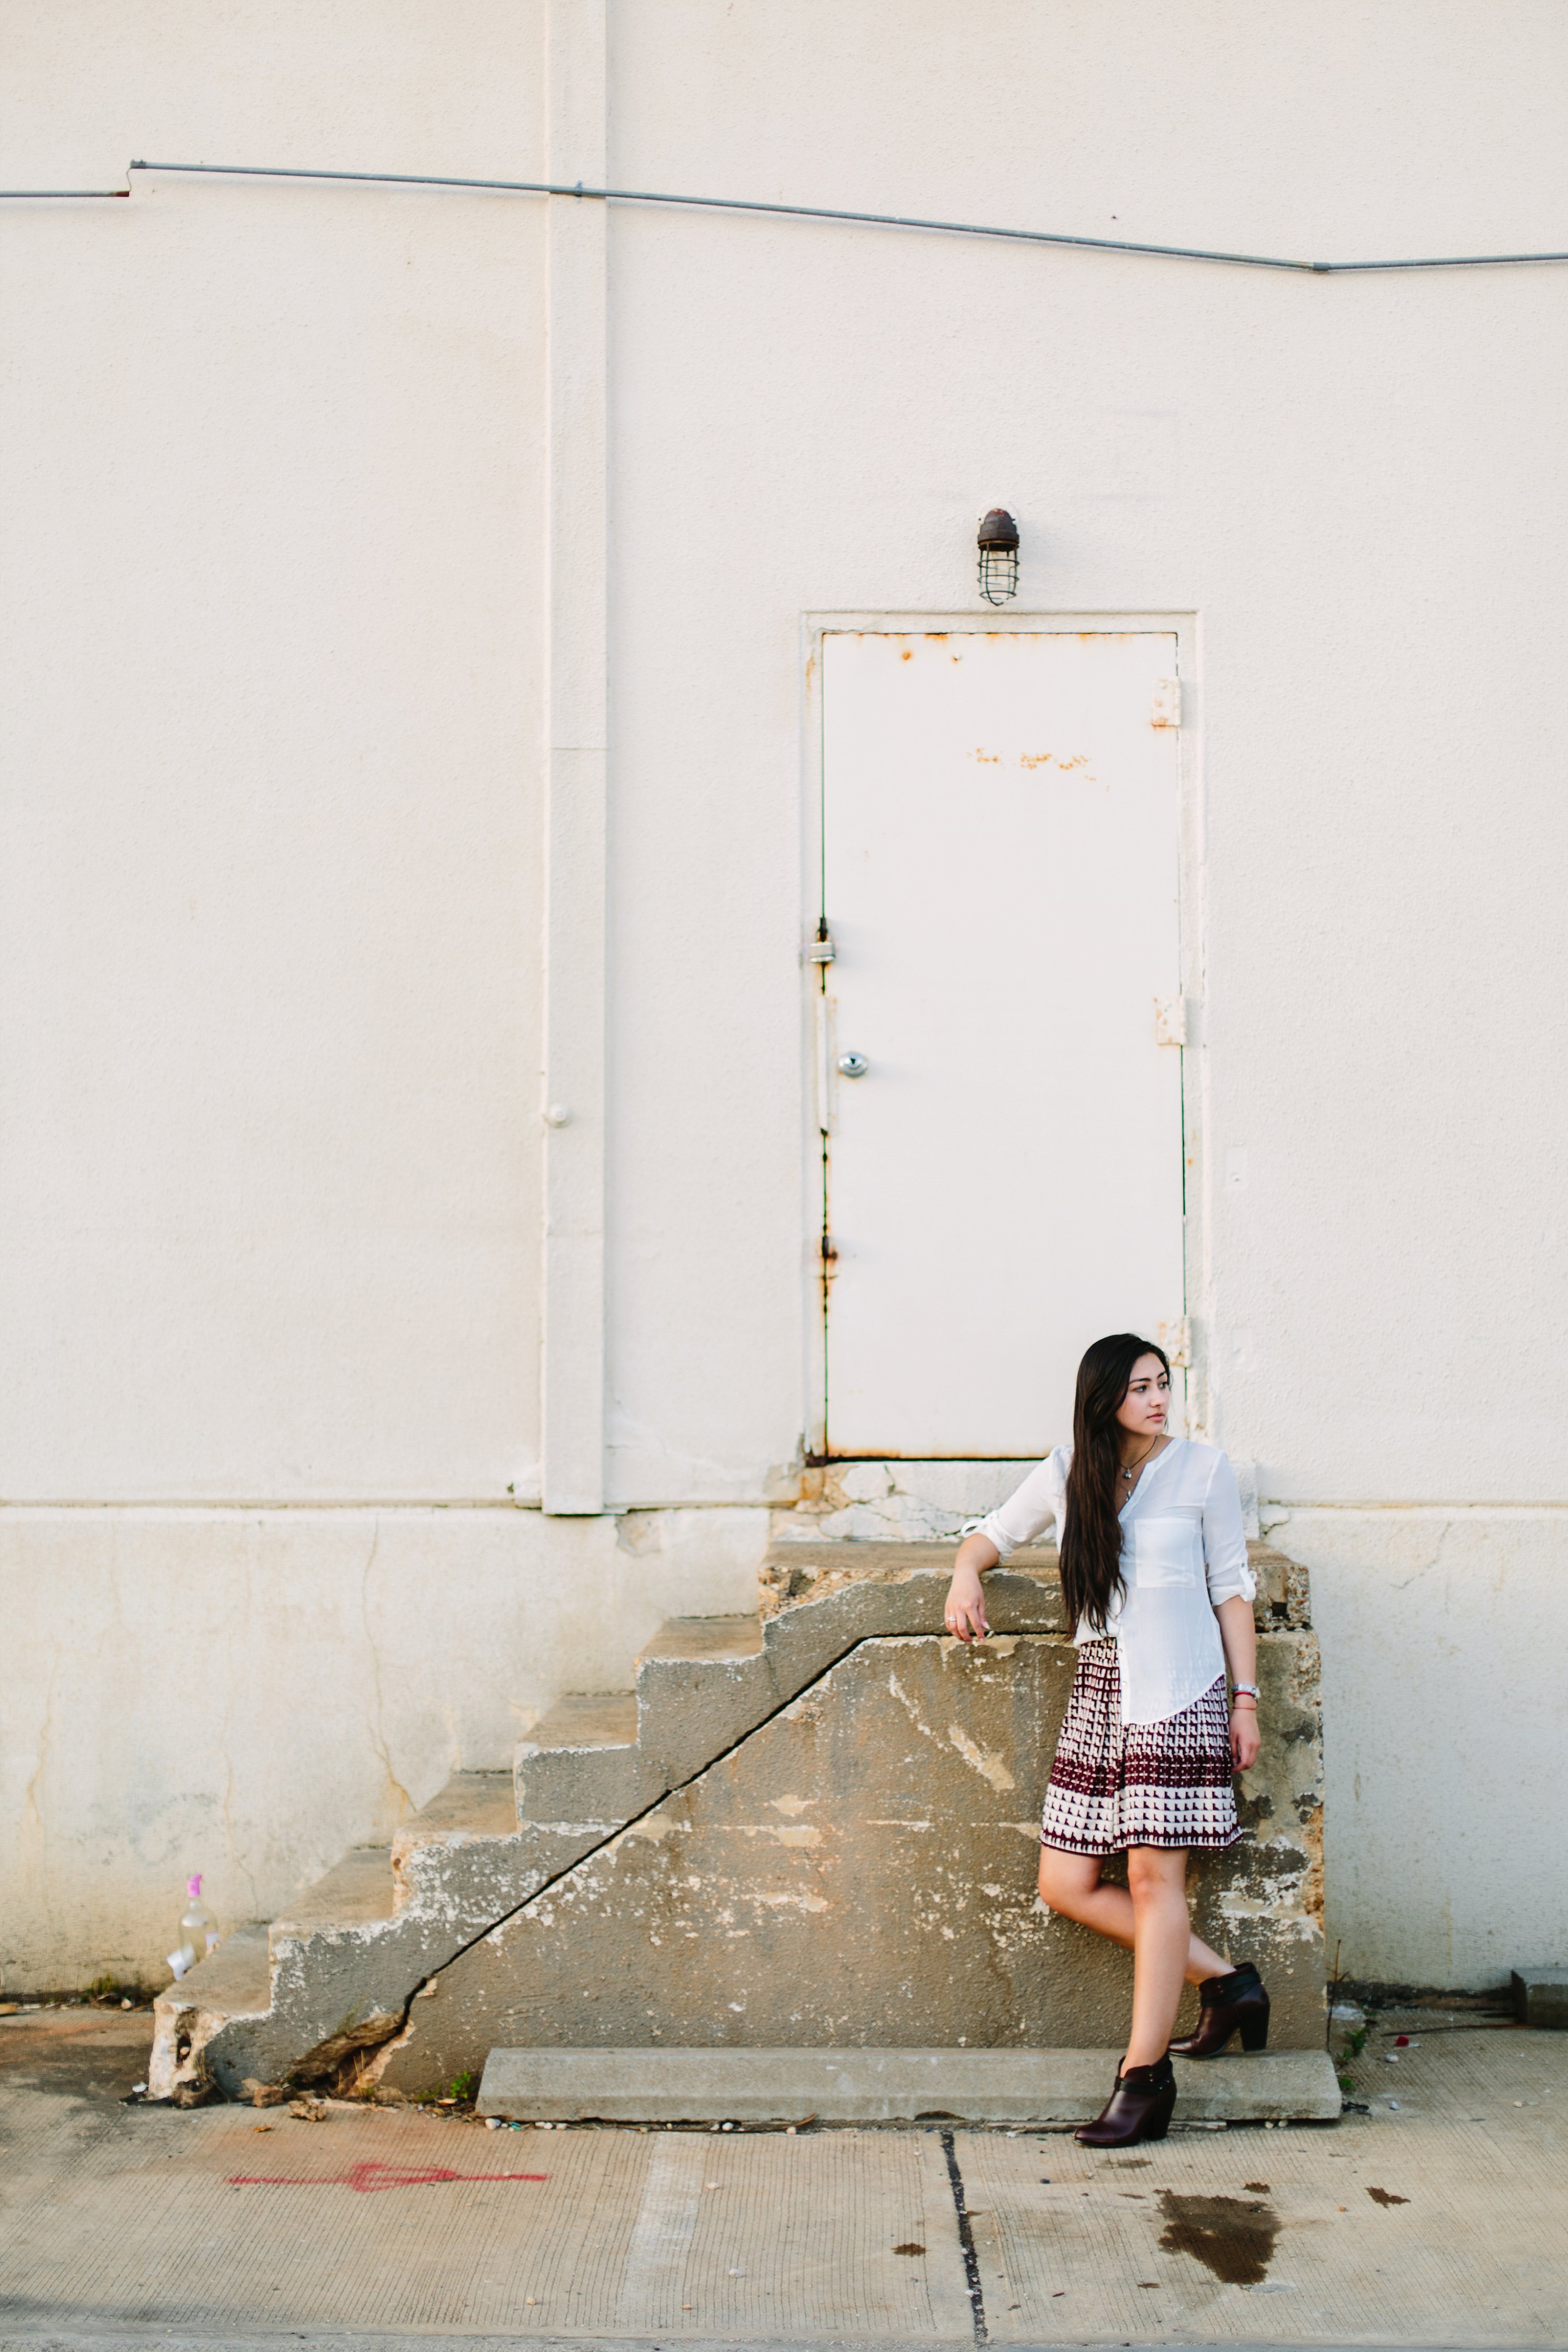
<box><xmin>1512</xmin><ymin>1965</ymin><xmax>1568</xmax><ymax>2028</ymax></box>
<box><xmin>477</xmin><ymin>2045</ymin><xmax>1342</xmax><ymax>2125</ymax></box>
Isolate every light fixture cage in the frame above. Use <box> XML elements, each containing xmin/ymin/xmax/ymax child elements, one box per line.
<box><xmin>977</xmin><ymin>509</ymin><xmax>1020</xmax><ymax>605</ymax></box>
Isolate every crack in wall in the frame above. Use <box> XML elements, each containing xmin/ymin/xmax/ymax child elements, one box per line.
<box><xmin>359</xmin><ymin>1517</ymin><xmax>414</xmax><ymax>1824</ymax></box>
<box><xmin>402</xmin><ymin>1625</ymin><xmax>1068</xmax><ymax>2023</ymax></box>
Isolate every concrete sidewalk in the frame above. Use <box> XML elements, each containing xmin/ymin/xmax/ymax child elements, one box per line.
<box><xmin>1</xmin><ymin>2004</ymin><xmax>1564</xmax><ymax>2347</ymax></box>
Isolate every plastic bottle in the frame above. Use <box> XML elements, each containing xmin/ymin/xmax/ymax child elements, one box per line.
<box><xmin>167</xmin><ymin>1875</ymin><xmax>219</xmax><ymax>1980</ymax></box>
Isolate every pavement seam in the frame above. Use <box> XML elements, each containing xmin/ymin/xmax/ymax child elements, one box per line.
<box><xmin>939</xmin><ymin>2128</ymin><xmax>987</xmax><ymax>2344</ymax></box>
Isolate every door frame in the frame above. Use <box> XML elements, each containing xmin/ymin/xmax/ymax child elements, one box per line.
<box><xmin>799</xmin><ymin>609</ymin><xmax>1208</xmax><ymax>1463</ymax></box>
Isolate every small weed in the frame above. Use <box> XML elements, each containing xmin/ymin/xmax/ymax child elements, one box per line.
<box><xmin>1335</xmin><ymin>2021</ymin><xmax>1370</xmax><ymax>2097</ymax></box>
<box><xmin>449</xmin><ymin>2071</ymin><xmax>478</xmax><ymax>2104</ymax></box>
<box><xmin>85</xmin><ymin>1976</ymin><xmax>142</xmax><ymax>2007</ymax></box>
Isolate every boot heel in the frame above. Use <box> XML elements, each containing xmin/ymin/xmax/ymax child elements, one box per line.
<box><xmin>1240</xmin><ymin>2008</ymin><xmax>1270</xmax><ymax>2052</ymax></box>
<box><xmin>1143</xmin><ymin>2082</ymin><xmax>1176</xmax><ymax>2141</ymax></box>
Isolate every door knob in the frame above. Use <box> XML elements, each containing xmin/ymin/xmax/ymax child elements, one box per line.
<box><xmin>836</xmin><ymin>1051</ymin><xmax>869</xmax><ymax>1079</ymax></box>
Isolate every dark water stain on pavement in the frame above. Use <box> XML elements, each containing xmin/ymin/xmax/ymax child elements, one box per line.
<box><xmin>1158</xmin><ymin>2189</ymin><xmax>1279</xmax><ymax>2286</ymax></box>
<box><xmin>0</xmin><ymin>2011</ymin><xmax>153</xmax><ymax>2103</ymax></box>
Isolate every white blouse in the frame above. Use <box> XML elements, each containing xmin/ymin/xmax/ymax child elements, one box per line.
<box><xmin>972</xmin><ymin>1438</ymin><xmax>1254</xmax><ymax>1727</ymax></box>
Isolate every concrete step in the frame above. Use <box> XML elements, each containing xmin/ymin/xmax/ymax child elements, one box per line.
<box><xmin>1512</xmin><ymin>1966</ymin><xmax>1568</xmax><ymax>2028</ymax></box>
<box><xmin>478</xmin><ymin>2045</ymin><xmax>1344</xmax><ymax>2127</ymax></box>
<box><xmin>392</xmin><ymin>1769</ymin><xmax>520</xmax><ymax>1849</ymax></box>
<box><xmin>271</xmin><ymin>1844</ymin><xmax>395</xmax><ymax>1948</ymax></box>
<box><xmin>515</xmin><ymin>1692</ymin><xmax>659</xmax><ymax>1822</ymax></box>
<box><xmin>633</xmin><ymin>1613</ymin><xmax>772</xmax><ymax>1786</ymax></box>
<box><xmin>391</xmin><ymin>1771</ymin><xmax>536</xmax><ymax>1912</ymax></box>
<box><xmin>147</xmin><ymin>1923</ymin><xmax>271</xmax><ymax>2099</ymax></box>
<box><xmin>640</xmin><ymin>1615</ymin><xmax>766</xmax><ymax>1663</ymax></box>
<box><xmin>151</xmin><ymin>1772</ymin><xmax>607</xmax><ymax>2101</ymax></box>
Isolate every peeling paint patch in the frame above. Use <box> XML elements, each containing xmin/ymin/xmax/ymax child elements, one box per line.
<box><xmin>947</xmin><ymin>1725</ymin><xmax>1017</xmax><ymax>1791</ymax></box>
<box><xmin>621</xmin><ymin>1818</ymin><xmax>678</xmax><ymax>1845</ymax></box>
<box><xmin>886</xmin><ymin>1672</ymin><xmax>933</xmax><ymax>1738</ymax></box>
<box><xmin>767</xmin><ymin>1795</ymin><xmax>817</xmax><ymax>1817</ymax></box>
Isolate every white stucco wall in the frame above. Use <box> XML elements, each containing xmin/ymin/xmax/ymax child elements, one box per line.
<box><xmin>0</xmin><ymin>1504</ymin><xmax>764</xmax><ymax>1990</ymax></box>
<box><xmin>1</xmin><ymin>0</ymin><xmax>1565</xmax><ymax>1989</ymax></box>
<box><xmin>0</xmin><ymin>175</ymin><xmax>547</xmax><ymax>1503</ymax></box>
<box><xmin>1279</xmin><ymin>1509</ymin><xmax>1568</xmax><ymax>1987</ymax></box>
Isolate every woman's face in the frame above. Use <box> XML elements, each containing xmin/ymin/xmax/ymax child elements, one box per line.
<box><xmin>1115</xmin><ymin>1353</ymin><xmax>1170</xmax><ymax>1441</ymax></box>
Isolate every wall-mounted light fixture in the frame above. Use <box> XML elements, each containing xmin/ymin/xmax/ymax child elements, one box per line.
<box><xmin>977</xmin><ymin>508</ymin><xmax>1020</xmax><ymax>605</ymax></box>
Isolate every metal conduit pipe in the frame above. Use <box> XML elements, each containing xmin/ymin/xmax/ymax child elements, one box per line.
<box><xmin>1</xmin><ymin>159</ymin><xmax>1567</xmax><ymax>276</ymax></box>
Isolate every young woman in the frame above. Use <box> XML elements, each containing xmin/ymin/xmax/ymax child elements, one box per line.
<box><xmin>943</xmin><ymin>1332</ymin><xmax>1268</xmax><ymax>2147</ymax></box>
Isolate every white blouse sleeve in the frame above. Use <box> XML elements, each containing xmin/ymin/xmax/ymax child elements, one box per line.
<box><xmin>1201</xmin><ymin>1450</ymin><xmax>1255</xmax><ymax>1606</ymax></box>
<box><xmin>969</xmin><ymin>1451</ymin><xmax>1065</xmax><ymax>1560</ymax></box>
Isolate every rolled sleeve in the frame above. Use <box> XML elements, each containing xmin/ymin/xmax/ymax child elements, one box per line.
<box><xmin>1202</xmin><ymin>1452</ymin><xmax>1255</xmax><ymax>1606</ymax></box>
<box><xmin>967</xmin><ymin>1452</ymin><xmax>1064</xmax><ymax>1560</ymax></box>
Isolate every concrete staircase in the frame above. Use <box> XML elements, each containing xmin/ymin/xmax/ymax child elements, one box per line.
<box><xmin>149</xmin><ymin>1546</ymin><xmax>1059</xmax><ymax>2099</ymax></box>
<box><xmin>149</xmin><ymin>1541</ymin><xmax>1317</xmax><ymax>2104</ymax></box>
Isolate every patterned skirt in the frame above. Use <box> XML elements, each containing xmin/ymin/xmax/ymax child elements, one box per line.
<box><xmin>1039</xmin><ymin>1640</ymin><xmax>1241</xmax><ymax>1856</ymax></box>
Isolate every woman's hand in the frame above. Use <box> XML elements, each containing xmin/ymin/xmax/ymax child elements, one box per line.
<box><xmin>944</xmin><ymin>1532</ymin><xmax>998</xmax><ymax>1642</ymax></box>
<box><xmin>945</xmin><ymin>1567</ymin><xmax>988</xmax><ymax>1643</ymax></box>
<box><xmin>1215</xmin><ymin>1596</ymin><xmax>1259</xmax><ymax>1769</ymax></box>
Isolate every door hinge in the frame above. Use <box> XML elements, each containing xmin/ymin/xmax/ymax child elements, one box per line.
<box><xmin>1151</xmin><ymin>677</ymin><xmax>1182</xmax><ymax>729</ymax></box>
<box><xmin>1154</xmin><ymin>995</ymin><xmax>1188</xmax><ymax>1046</ymax></box>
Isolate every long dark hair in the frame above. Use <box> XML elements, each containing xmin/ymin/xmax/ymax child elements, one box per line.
<box><xmin>1060</xmin><ymin>1332</ymin><xmax>1170</xmax><ymax>1632</ymax></box>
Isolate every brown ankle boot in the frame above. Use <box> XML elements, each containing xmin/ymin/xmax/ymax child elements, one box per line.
<box><xmin>1168</xmin><ymin>1962</ymin><xmax>1271</xmax><ymax>2058</ymax></box>
<box><xmin>1074</xmin><ymin>2055</ymin><xmax>1177</xmax><ymax>2147</ymax></box>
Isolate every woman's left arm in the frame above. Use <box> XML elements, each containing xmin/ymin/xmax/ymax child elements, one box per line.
<box><xmin>1215</xmin><ymin>1595</ymin><xmax>1260</xmax><ymax>1770</ymax></box>
<box><xmin>1201</xmin><ymin>1453</ymin><xmax>1260</xmax><ymax>1770</ymax></box>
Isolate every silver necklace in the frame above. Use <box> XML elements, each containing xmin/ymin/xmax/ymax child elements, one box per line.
<box><xmin>1120</xmin><ymin>1439</ymin><xmax>1159</xmax><ymax>1490</ymax></box>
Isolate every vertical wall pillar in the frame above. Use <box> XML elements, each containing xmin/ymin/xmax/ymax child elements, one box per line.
<box><xmin>540</xmin><ymin>0</ymin><xmax>608</xmax><ymax>1515</ymax></box>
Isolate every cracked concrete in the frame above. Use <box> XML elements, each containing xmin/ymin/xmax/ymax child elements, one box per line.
<box><xmin>4</xmin><ymin>2004</ymin><xmax>1568</xmax><ymax>2346</ymax></box>
<box><xmin>139</xmin><ymin>1545</ymin><xmax>1320</xmax><ymax>2104</ymax></box>
<box><xmin>377</xmin><ymin>1620</ymin><xmax>1321</xmax><ymax>2097</ymax></box>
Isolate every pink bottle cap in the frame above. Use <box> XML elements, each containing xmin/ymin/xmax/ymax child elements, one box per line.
<box><xmin>187</xmin><ymin>1874</ymin><xmax>202</xmax><ymax>1898</ymax></box>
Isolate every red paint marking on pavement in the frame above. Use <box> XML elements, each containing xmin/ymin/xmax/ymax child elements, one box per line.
<box><xmin>227</xmin><ymin>2160</ymin><xmax>548</xmax><ymax>2194</ymax></box>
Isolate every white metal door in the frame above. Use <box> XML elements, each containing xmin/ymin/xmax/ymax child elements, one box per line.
<box><xmin>818</xmin><ymin>629</ymin><xmax>1185</xmax><ymax>1457</ymax></box>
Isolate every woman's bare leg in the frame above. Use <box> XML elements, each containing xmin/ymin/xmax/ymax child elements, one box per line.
<box><xmin>1123</xmin><ymin>1847</ymin><xmax>1194</xmax><ymax>2067</ymax></box>
<box><xmin>1038</xmin><ymin>1847</ymin><xmax>1229</xmax><ymax>1985</ymax></box>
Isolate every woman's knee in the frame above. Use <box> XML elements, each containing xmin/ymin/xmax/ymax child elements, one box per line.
<box><xmin>1126</xmin><ymin>1845</ymin><xmax>1188</xmax><ymax>1901</ymax></box>
<box><xmin>1038</xmin><ymin>1850</ymin><xmax>1101</xmax><ymax>1917</ymax></box>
